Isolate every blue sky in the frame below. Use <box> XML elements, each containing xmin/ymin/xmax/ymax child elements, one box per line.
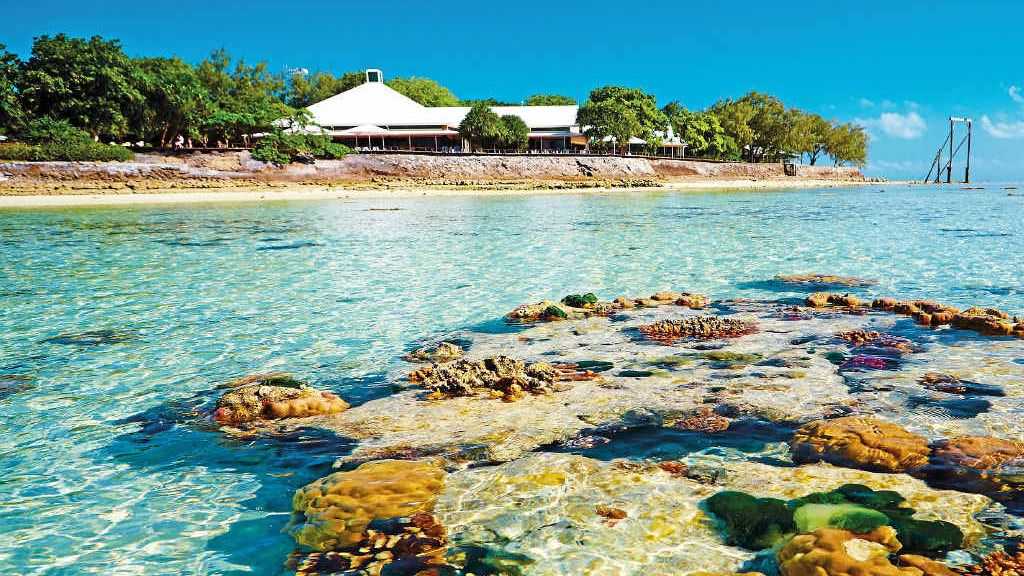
<box><xmin>3</xmin><ymin>0</ymin><xmax>1023</xmax><ymax>180</ymax></box>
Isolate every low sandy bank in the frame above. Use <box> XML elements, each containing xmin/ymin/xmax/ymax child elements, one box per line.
<box><xmin>0</xmin><ymin>178</ymin><xmax>875</xmax><ymax>208</ymax></box>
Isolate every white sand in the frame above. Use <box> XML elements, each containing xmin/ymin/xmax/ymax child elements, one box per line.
<box><xmin>0</xmin><ymin>179</ymin><xmax>876</xmax><ymax>208</ymax></box>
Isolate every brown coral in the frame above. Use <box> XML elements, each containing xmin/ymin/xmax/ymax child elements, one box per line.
<box><xmin>403</xmin><ymin>342</ymin><xmax>463</xmax><ymax>364</ymax></box>
<box><xmin>674</xmin><ymin>407</ymin><xmax>730</xmax><ymax>433</ymax></box>
<box><xmin>214</xmin><ymin>375</ymin><xmax>348</xmax><ymax>424</ymax></box>
<box><xmin>930</xmin><ymin>436</ymin><xmax>1024</xmax><ymax>495</ymax></box>
<box><xmin>410</xmin><ymin>356</ymin><xmax>566</xmax><ymax>401</ymax></box>
<box><xmin>790</xmin><ymin>416</ymin><xmax>930</xmax><ymax>473</ymax></box>
<box><xmin>955</xmin><ymin>550</ymin><xmax>1024</xmax><ymax>576</ymax></box>
<box><xmin>776</xmin><ymin>274</ymin><xmax>879</xmax><ymax>288</ymax></box>
<box><xmin>777</xmin><ymin>527</ymin><xmax>916</xmax><ymax>576</ymax></box>
<box><xmin>637</xmin><ymin>315</ymin><xmax>758</xmax><ymax>343</ymax></box>
<box><xmin>806</xmin><ymin>293</ymin><xmax>862</xmax><ymax>308</ymax></box>
<box><xmin>951</xmin><ymin>307</ymin><xmax>1017</xmax><ymax>336</ymax></box>
<box><xmin>291</xmin><ymin>459</ymin><xmax>446</xmax><ymax>550</ymax></box>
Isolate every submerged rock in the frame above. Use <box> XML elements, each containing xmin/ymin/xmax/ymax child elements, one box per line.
<box><xmin>952</xmin><ymin>307</ymin><xmax>1021</xmax><ymax>337</ymax></box>
<box><xmin>791</xmin><ymin>417</ymin><xmax>931</xmax><ymax>473</ymax></box>
<box><xmin>675</xmin><ymin>407</ymin><xmax>732</xmax><ymax>433</ymax></box>
<box><xmin>928</xmin><ymin>436</ymin><xmax>1024</xmax><ymax>496</ymax></box>
<box><xmin>404</xmin><ymin>341</ymin><xmax>464</xmax><ymax>364</ymax></box>
<box><xmin>777</xmin><ymin>526</ymin><xmax>911</xmax><ymax>576</ymax></box>
<box><xmin>807</xmin><ymin>293</ymin><xmax>862</xmax><ymax>308</ymax></box>
<box><xmin>213</xmin><ymin>373</ymin><xmax>349</xmax><ymax>424</ymax></box>
<box><xmin>291</xmin><ymin>459</ymin><xmax>446</xmax><ymax>550</ymax></box>
<box><xmin>776</xmin><ymin>273</ymin><xmax>879</xmax><ymax>288</ymax></box>
<box><xmin>409</xmin><ymin>356</ymin><xmax>565</xmax><ymax>401</ymax></box>
<box><xmin>638</xmin><ymin>315</ymin><xmax>758</xmax><ymax>343</ymax></box>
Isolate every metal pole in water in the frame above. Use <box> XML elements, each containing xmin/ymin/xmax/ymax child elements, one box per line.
<box><xmin>964</xmin><ymin>119</ymin><xmax>972</xmax><ymax>183</ymax></box>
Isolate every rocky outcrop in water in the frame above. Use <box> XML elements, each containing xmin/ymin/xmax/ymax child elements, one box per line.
<box><xmin>776</xmin><ymin>273</ymin><xmax>879</xmax><ymax>288</ymax></box>
<box><xmin>638</xmin><ymin>315</ymin><xmax>758</xmax><ymax>342</ymax></box>
<box><xmin>403</xmin><ymin>341</ymin><xmax>463</xmax><ymax>364</ymax></box>
<box><xmin>291</xmin><ymin>459</ymin><xmax>446</xmax><ymax>550</ymax></box>
<box><xmin>408</xmin><ymin>356</ymin><xmax>567</xmax><ymax>401</ymax></box>
<box><xmin>791</xmin><ymin>417</ymin><xmax>931</xmax><ymax>473</ymax></box>
<box><xmin>929</xmin><ymin>436</ymin><xmax>1024</xmax><ymax>496</ymax></box>
<box><xmin>213</xmin><ymin>373</ymin><xmax>349</xmax><ymax>424</ymax></box>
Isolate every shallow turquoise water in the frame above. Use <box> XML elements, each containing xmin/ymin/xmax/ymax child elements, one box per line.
<box><xmin>1</xmin><ymin>184</ymin><xmax>1023</xmax><ymax>575</ymax></box>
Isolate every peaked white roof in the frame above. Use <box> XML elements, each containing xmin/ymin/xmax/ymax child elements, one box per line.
<box><xmin>305</xmin><ymin>81</ymin><xmax>579</xmax><ymax>129</ymax></box>
<box><xmin>306</xmin><ymin>82</ymin><xmax>430</xmax><ymax>126</ymax></box>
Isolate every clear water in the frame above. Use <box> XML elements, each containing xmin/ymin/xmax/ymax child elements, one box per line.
<box><xmin>1</xmin><ymin>184</ymin><xmax>1022</xmax><ymax>575</ymax></box>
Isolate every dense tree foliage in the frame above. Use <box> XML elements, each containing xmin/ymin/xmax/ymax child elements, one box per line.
<box><xmin>286</xmin><ymin>70</ymin><xmax>364</xmax><ymax>108</ymax></box>
<box><xmin>498</xmin><ymin>114</ymin><xmax>529</xmax><ymax>151</ymax></box>
<box><xmin>525</xmin><ymin>94</ymin><xmax>575</xmax><ymax>106</ymax></box>
<box><xmin>18</xmin><ymin>34</ymin><xmax>143</xmax><ymax>139</ymax></box>
<box><xmin>387</xmin><ymin>76</ymin><xmax>459</xmax><ymax>107</ymax></box>
<box><xmin>0</xmin><ymin>44</ymin><xmax>23</xmax><ymax>133</ymax></box>
<box><xmin>0</xmin><ymin>33</ymin><xmax>868</xmax><ymax>166</ymax></box>
<box><xmin>457</xmin><ymin>102</ymin><xmax>504</xmax><ymax>151</ymax></box>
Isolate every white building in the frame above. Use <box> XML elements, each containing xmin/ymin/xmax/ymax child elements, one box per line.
<box><xmin>304</xmin><ymin>69</ymin><xmax>585</xmax><ymax>151</ymax></box>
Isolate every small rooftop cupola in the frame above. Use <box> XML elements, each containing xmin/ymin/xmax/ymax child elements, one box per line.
<box><xmin>365</xmin><ymin>69</ymin><xmax>383</xmax><ymax>84</ymax></box>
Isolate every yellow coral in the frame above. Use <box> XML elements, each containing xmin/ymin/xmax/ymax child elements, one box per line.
<box><xmin>778</xmin><ymin>527</ymin><xmax>915</xmax><ymax>576</ymax></box>
<box><xmin>291</xmin><ymin>459</ymin><xmax>446</xmax><ymax>550</ymax></box>
<box><xmin>791</xmin><ymin>417</ymin><xmax>930</xmax><ymax>473</ymax></box>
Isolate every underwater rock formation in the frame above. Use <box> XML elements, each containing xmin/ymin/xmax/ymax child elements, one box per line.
<box><xmin>777</xmin><ymin>526</ymin><xmax>912</xmax><ymax>576</ymax></box>
<box><xmin>955</xmin><ymin>550</ymin><xmax>1024</xmax><ymax>575</ymax></box>
<box><xmin>807</xmin><ymin>293</ymin><xmax>862</xmax><ymax>308</ymax></box>
<box><xmin>408</xmin><ymin>356</ymin><xmax>565</xmax><ymax>401</ymax></box>
<box><xmin>675</xmin><ymin>407</ymin><xmax>732</xmax><ymax>433</ymax></box>
<box><xmin>951</xmin><ymin>307</ymin><xmax>1024</xmax><ymax>337</ymax></box>
<box><xmin>929</xmin><ymin>436</ymin><xmax>1024</xmax><ymax>496</ymax></box>
<box><xmin>638</xmin><ymin>315</ymin><xmax>758</xmax><ymax>343</ymax></box>
<box><xmin>776</xmin><ymin>274</ymin><xmax>879</xmax><ymax>288</ymax></box>
<box><xmin>791</xmin><ymin>417</ymin><xmax>931</xmax><ymax>473</ymax></box>
<box><xmin>291</xmin><ymin>512</ymin><xmax>448</xmax><ymax>576</ymax></box>
<box><xmin>291</xmin><ymin>459</ymin><xmax>446</xmax><ymax>550</ymax></box>
<box><xmin>403</xmin><ymin>341</ymin><xmax>464</xmax><ymax>364</ymax></box>
<box><xmin>213</xmin><ymin>373</ymin><xmax>349</xmax><ymax>424</ymax></box>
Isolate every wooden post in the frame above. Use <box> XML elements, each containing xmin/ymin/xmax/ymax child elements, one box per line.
<box><xmin>935</xmin><ymin>147</ymin><xmax>942</xmax><ymax>184</ymax></box>
<box><xmin>965</xmin><ymin>119</ymin><xmax>972</xmax><ymax>183</ymax></box>
<box><xmin>947</xmin><ymin>118</ymin><xmax>953</xmax><ymax>184</ymax></box>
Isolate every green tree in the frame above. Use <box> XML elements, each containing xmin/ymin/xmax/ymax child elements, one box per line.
<box><xmin>18</xmin><ymin>34</ymin><xmax>144</xmax><ymax>140</ymax></box>
<box><xmin>710</xmin><ymin>97</ymin><xmax>755</xmax><ymax>160</ymax></box>
<box><xmin>195</xmin><ymin>49</ymin><xmax>291</xmax><ymax>146</ymax></box>
<box><xmin>134</xmin><ymin>57</ymin><xmax>210</xmax><ymax>147</ymax></box>
<box><xmin>386</xmin><ymin>76</ymin><xmax>459</xmax><ymax>106</ymax></box>
<box><xmin>0</xmin><ymin>44</ymin><xmax>23</xmax><ymax>134</ymax></box>
<box><xmin>577</xmin><ymin>86</ymin><xmax>666</xmax><ymax>154</ymax></box>
<box><xmin>787</xmin><ymin>111</ymin><xmax>831</xmax><ymax>165</ymax></box>
<box><xmin>498</xmin><ymin>114</ymin><xmax>529</xmax><ymax>151</ymax></box>
<box><xmin>460</xmin><ymin>97</ymin><xmax>518</xmax><ymax>106</ymax></box>
<box><xmin>825</xmin><ymin>123</ymin><xmax>867</xmax><ymax>167</ymax></box>
<box><xmin>287</xmin><ymin>70</ymin><xmax>364</xmax><ymax>108</ymax></box>
<box><xmin>525</xmin><ymin>94</ymin><xmax>575</xmax><ymax>106</ymax></box>
<box><xmin>663</xmin><ymin>102</ymin><xmax>730</xmax><ymax>158</ymax></box>
<box><xmin>458</xmin><ymin>102</ymin><xmax>504</xmax><ymax>151</ymax></box>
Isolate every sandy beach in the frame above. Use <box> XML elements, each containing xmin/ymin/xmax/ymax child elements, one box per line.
<box><xmin>0</xmin><ymin>178</ymin><xmax>875</xmax><ymax>208</ymax></box>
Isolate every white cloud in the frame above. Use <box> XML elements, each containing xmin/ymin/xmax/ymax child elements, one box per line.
<box><xmin>980</xmin><ymin>115</ymin><xmax>1024</xmax><ymax>139</ymax></box>
<box><xmin>855</xmin><ymin>111</ymin><xmax>927</xmax><ymax>139</ymax></box>
<box><xmin>858</xmin><ymin>97</ymin><xmax>875</xmax><ymax>108</ymax></box>
<box><xmin>1009</xmin><ymin>85</ymin><xmax>1024</xmax><ymax>105</ymax></box>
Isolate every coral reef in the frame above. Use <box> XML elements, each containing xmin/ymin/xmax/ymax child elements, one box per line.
<box><xmin>675</xmin><ymin>407</ymin><xmax>731</xmax><ymax>433</ymax></box>
<box><xmin>704</xmin><ymin>490</ymin><xmax>795</xmax><ymax>549</ymax></box>
<box><xmin>806</xmin><ymin>293</ymin><xmax>862</xmax><ymax>308</ymax></box>
<box><xmin>791</xmin><ymin>417</ymin><xmax>930</xmax><ymax>473</ymax></box>
<box><xmin>776</xmin><ymin>273</ymin><xmax>879</xmax><ymax>288</ymax></box>
<box><xmin>929</xmin><ymin>436</ymin><xmax>1024</xmax><ymax>496</ymax></box>
<box><xmin>637</xmin><ymin>315</ymin><xmax>758</xmax><ymax>343</ymax></box>
<box><xmin>291</xmin><ymin>459</ymin><xmax>446</xmax><ymax>550</ymax></box>
<box><xmin>955</xmin><ymin>550</ymin><xmax>1024</xmax><ymax>576</ymax></box>
<box><xmin>777</xmin><ymin>526</ymin><xmax>912</xmax><ymax>576</ymax></box>
<box><xmin>403</xmin><ymin>341</ymin><xmax>463</xmax><ymax>364</ymax></box>
<box><xmin>408</xmin><ymin>356</ymin><xmax>567</xmax><ymax>401</ymax></box>
<box><xmin>952</xmin><ymin>307</ymin><xmax>1023</xmax><ymax>337</ymax></box>
<box><xmin>213</xmin><ymin>373</ymin><xmax>349</xmax><ymax>424</ymax></box>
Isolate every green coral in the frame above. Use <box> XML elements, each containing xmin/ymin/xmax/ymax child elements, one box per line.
<box><xmin>704</xmin><ymin>483</ymin><xmax>963</xmax><ymax>556</ymax></box>
<box><xmin>704</xmin><ymin>491</ymin><xmax>795</xmax><ymax>550</ymax></box>
<box><xmin>561</xmin><ymin>293</ymin><xmax>598</xmax><ymax>308</ymax></box>
<box><xmin>542</xmin><ymin>305</ymin><xmax>568</xmax><ymax>319</ymax></box>
<box><xmin>701</xmin><ymin>351</ymin><xmax>763</xmax><ymax>368</ymax></box>
<box><xmin>793</xmin><ymin>503</ymin><xmax>889</xmax><ymax>533</ymax></box>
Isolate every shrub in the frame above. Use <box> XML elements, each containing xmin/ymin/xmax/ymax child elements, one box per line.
<box><xmin>0</xmin><ymin>141</ymin><xmax>133</xmax><ymax>162</ymax></box>
<box><xmin>252</xmin><ymin>130</ymin><xmax>352</xmax><ymax>165</ymax></box>
<box><xmin>19</xmin><ymin>117</ymin><xmax>93</xmax><ymax>145</ymax></box>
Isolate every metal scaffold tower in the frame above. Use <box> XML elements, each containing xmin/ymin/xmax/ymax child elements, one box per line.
<box><xmin>923</xmin><ymin>117</ymin><xmax>973</xmax><ymax>183</ymax></box>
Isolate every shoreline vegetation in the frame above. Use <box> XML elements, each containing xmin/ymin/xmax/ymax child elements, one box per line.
<box><xmin>1</xmin><ymin>34</ymin><xmax>867</xmax><ymax>168</ymax></box>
